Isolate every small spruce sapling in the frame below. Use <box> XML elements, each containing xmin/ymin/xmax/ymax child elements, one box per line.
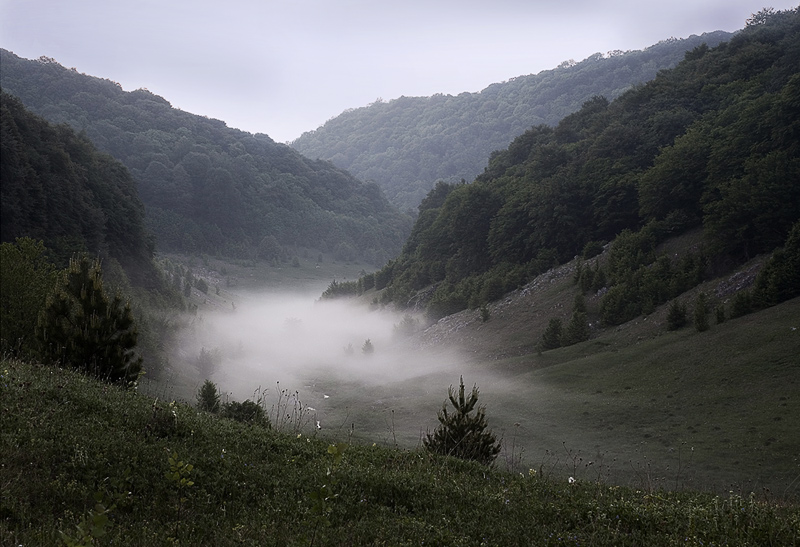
<box><xmin>196</xmin><ymin>380</ymin><xmax>221</xmax><ymax>413</ymax></box>
<box><xmin>424</xmin><ymin>377</ymin><xmax>501</xmax><ymax>465</ymax></box>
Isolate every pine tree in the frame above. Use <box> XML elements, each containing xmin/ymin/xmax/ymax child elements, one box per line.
<box><xmin>539</xmin><ymin>318</ymin><xmax>563</xmax><ymax>351</ymax></box>
<box><xmin>667</xmin><ymin>299</ymin><xmax>687</xmax><ymax>330</ymax></box>
<box><xmin>562</xmin><ymin>311</ymin><xmax>590</xmax><ymax>346</ymax></box>
<box><xmin>36</xmin><ymin>256</ymin><xmax>142</xmax><ymax>386</ymax></box>
<box><xmin>423</xmin><ymin>377</ymin><xmax>501</xmax><ymax>465</ymax></box>
<box><xmin>361</xmin><ymin>339</ymin><xmax>374</xmax><ymax>355</ymax></box>
<box><xmin>196</xmin><ymin>380</ymin><xmax>221</xmax><ymax>413</ymax></box>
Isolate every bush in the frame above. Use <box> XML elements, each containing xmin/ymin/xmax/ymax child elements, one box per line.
<box><xmin>667</xmin><ymin>299</ymin><xmax>687</xmax><ymax>330</ymax></box>
<box><xmin>539</xmin><ymin>318</ymin><xmax>563</xmax><ymax>351</ymax></box>
<box><xmin>751</xmin><ymin>221</ymin><xmax>800</xmax><ymax>307</ymax></box>
<box><xmin>195</xmin><ymin>278</ymin><xmax>209</xmax><ymax>294</ymax></box>
<box><xmin>393</xmin><ymin>315</ymin><xmax>419</xmax><ymax>337</ymax></box>
<box><xmin>599</xmin><ymin>284</ymin><xmax>640</xmax><ymax>326</ymax></box>
<box><xmin>581</xmin><ymin>240</ymin><xmax>605</xmax><ymax>259</ymax></box>
<box><xmin>562</xmin><ymin>311</ymin><xmax>590</xmax><ymax>346</ymax></box>
<box><xmin>423</xmin><ymin>377</ymin><xmax>501</xmax><ymax>465</ymax></box>
<box><xmin>221</xmin><ymin>400</ymin><xmax>270</xmax><ymax>427</ymax></box>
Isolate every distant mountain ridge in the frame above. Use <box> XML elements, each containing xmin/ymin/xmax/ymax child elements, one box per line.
<box><xmin>367</xmin><ymin>8</ymin><xmax>799</xmax><ymax>319</ymax></box>
<box><xmin>0</xmin><ymin>50</ymin><xmax>412</xmax><ymax>265</ymax></box>
<box><xmin>292</xmin><ymin>31</ymin><xmax>732</xmax><ymax>211</ymax></box>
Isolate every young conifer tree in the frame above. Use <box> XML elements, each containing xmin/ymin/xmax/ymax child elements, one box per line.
<box><xmin>37</xmin><ymin>256</ymin><xmax>142</xmax><ymax>386</ymax></box>
<box><xmin>424</xmin><ymin>377</ymin><xmax>501</xmax><ymax>465</ymax></box>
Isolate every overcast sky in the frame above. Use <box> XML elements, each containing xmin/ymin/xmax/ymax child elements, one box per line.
<box><xmin>1</xmin><ymin>1</ymin><xmax>796</xmax><ymax>142</ymax></box>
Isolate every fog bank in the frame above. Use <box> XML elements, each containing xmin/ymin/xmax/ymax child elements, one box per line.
<box><xmin>171</xmin><ymin>291</ymin><xmax>478</xmax><ymax>436</ymax></box>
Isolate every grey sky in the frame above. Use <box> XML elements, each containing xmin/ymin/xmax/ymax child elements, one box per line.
<box><xmin>1</xmin><ymin>1</ymin><xmax>795</xmax><ymax>142</ymax></box>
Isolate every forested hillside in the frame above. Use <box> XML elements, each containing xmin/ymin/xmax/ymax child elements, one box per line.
<box><xmin>0</xmin><ymin>51</ymin><xmax>411</xmax><ymax>265</ymax></box>
<box><xmin>0</xmin><ymin>92</ymin><xmax>158</xmax><ymax>287</ymax></box>
<box><xmin>367</xmin><ymin>8</ymin><xmax>799</xmax><ymax>320</ymax></box>
<box><xmin>292</xmin><ymin>31</ymin><xmax>732</xmax><ymax>211</ymax></box>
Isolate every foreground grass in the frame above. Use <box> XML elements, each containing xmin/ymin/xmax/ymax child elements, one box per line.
<box><xmin>2</xmin><ymin>360</ymin><xmax>798</xmax><ymax>545</ymax></box>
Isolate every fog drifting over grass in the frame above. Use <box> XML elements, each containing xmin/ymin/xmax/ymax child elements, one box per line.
<box><xmin>173</xmin><ymin>291</ymin><xmax>472</xmax><ymax>431</ymax></box>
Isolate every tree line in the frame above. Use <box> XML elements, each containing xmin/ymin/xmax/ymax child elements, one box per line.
<box><xmin>370</xmin><ymin>8</ymin><xmax>800</xmax><ymax>322</ymax></box>
<box><xmin>0</xmin><ymin>51</ymin><xmax>412</xmax><ymax>265</ymax></box>
<box><xmin>292</xmin><ymin>31</ymin><xmax>732</xmax><ymax>211</ymax></box>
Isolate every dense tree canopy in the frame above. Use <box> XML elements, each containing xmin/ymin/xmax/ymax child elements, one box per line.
<box><xmin>0</xmin><ymin>52</ymin><xmax>412</xmax><ymax>265</ymax></box>
<box><xmin>374</xmin><ymin>8</ymin><xmax>800</xmax><ymax>319</ymax></box>
<box><xmin>292</xmin><ymin>32</ymin><xmax>732</xmax><ymax>211</ymax></box>
<box><xmin>0</xmin><ymin>92</ymin><xmax>158</xmax><ymax>286</ymax></box>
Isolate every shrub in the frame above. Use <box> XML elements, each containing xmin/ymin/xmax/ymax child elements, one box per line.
<box><xmin>562</xmin><ymin>311</ymin><xmax>590</xmax><ymax>346</ymax></box>
<box><xmin>221</xmin><ymin>400</ymin><xmax>270</xmax><ymax>427</ymax></box>
<box><xmin>730</xmin><ymin>291</ymin><xmax>753</xmax><ymax>319</ymax></box>
<box><xmin>320</xmin><ymin>279</ymin><xmax>360</xmax><ymax>299</ymax></box>
<box><xmin>667</xmin><ymin>299</ymin><xmax>687</xmax><ymax>330</ymax></box>
<box><xmin>581</xmin><ymin>240</ymin><xmax>605</xmax><ymax>259</ymax></box>
<box><xmin>752</xmin><ymin>221</ymin><xmax>800</xmax><ymax>307</ymax></box>
<box><xmin>539</xmin><ymin>318</ymin><xmax>563</xmax><ymax>351</ymax></box>
<box><xmin>423</xmin><ymin>377</ymin><xmax>501</xmax><ymax>465</ymax></box>
<box><xmin>599</xmin><ymin>284</ymin><xmax>640</xmax><ymax>326</ymax></box>
<box><xmin>195</xmin><ymin>278</ymin><xmax>209</xmax><ymax>294</ymax></box>
<box><xmin>393</xmin><ymin>315</ymin><xmax>419</xmax><ymax>337</ymax></box>
<box><xmin>426</xmin><ymin>282</ymin><xmax>469</xmax><ymax>320</ymax></box>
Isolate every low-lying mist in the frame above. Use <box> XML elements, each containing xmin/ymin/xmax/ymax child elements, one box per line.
<box><xmin>170</xmin><ymin>290</ymin><xmax>485</xmax><ymax>444</ymax></box>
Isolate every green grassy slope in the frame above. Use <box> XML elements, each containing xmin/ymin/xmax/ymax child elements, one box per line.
<box><xmin>397</xmin><ymin>249</ymin><xmax>800</xmax><ymax>496</ymax></box>
<box><xmin>2</xmin><ymin>358</ymin><xmax>798</xmax><ymax>546</ymax></box>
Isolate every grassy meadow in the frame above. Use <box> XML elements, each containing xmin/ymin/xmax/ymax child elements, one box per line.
<box><xmin>2</xmin><ymin>357</ymin><xmax>799</xmax><ymax>546</ymax></box>
<box><xmin>2</xmin><ymin>254</ymin><xmax>799</xmax><ymax>545</ymax></box>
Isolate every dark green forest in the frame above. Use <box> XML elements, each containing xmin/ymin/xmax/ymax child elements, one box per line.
<box><xmin>368</xmin><ymin>8</ymin><xmax>800</xmax><ymax>321</ymax></box>
<box><xmin>0</xmin><ymin>51</ymin><xmax>411</xmax><ymax>265</ymax></box>
<box><xmin>1</xmin><ymin>92</ymin><xmax>158</xmax><ymax>287</ymax></box>
<box><xmin>292</xmin><ymin>31</ymin><xmax>732</xmax><ymax>211</ymax></box>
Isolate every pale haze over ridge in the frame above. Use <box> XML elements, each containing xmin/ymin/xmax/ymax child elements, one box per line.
<box><xmin>1</xmin><ymin>0</ymin><xmax>796</xmax><ymax>143</ymax></box>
